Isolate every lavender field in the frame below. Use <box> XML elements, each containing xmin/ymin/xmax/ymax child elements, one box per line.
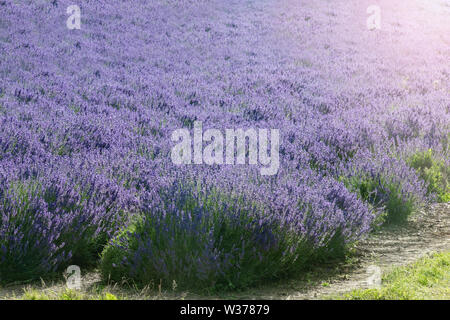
<box><xmin>0</xmin><ymin>0</ymin><xmax>449</xmax><ymax>293</ymax></box>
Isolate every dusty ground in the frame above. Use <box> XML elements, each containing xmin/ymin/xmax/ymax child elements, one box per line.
<box><xmin>0</xmin><ymin>202</ymin><xmax>448</xmax><ymax>300</ymax></box>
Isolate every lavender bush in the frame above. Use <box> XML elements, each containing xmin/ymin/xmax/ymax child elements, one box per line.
<box><xmin>101</xmin><ymin>170</ymin><xmax>375</xmax><ymax>290</ymax></box>
<box><xmin>0</xmin><ymin>161</ymin><xmax>134</xmax><ymax>282</ymax></box>
<box><xmin>0</xmin><ymin>0</ymin><xmax>448</xmax><ymax>288</ymax></box>
<box><xmin>407</xmin><ymin>149</ymin><xmax>449</xmax><ymax>203</ymax></box>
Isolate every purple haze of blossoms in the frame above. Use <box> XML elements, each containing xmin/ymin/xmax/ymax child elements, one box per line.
<box><xmin>0</xmin><ymin>0</ymin><xmax>447</xmax><ymax>282</ymax></box>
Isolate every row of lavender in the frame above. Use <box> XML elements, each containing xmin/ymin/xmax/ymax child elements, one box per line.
<box><xmin>0</xmin><ymin>0</ymin><xmax>448</xmax><ymax>290</ymax></box>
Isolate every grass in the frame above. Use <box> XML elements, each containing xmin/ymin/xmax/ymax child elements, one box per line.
<box><xmin>334</xmin><ymin>251</ymin><xmax>450</xmax><ymax>300</ymax></box>
<box><xmin>19</xmin><ymin>288</ymin><xmax>120</xmax><ymax>300</ymax></box>
<box><xmin>340</xmin><ymin>173</ymin><xmax>416</xmax><ymax>225</ymax></box>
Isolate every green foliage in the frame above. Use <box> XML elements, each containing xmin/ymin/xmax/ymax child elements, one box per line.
<box><xmin>407</xmin><ymin>149</ymin><xmax>449</xmax><ymax>203</ymax></box>
<box><xmin>342</xmin><ymin>174</ymin><xmax>415</xmax><ymax>224</ymax></box>
<box><xmin>99</xmin><ymin>223</ymin><xmax>139</xmax><ymax>285</ymax></box>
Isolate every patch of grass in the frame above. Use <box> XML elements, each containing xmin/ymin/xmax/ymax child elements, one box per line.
<box><xmin>407</xmin><ymin>149</ymin><xmax>449</xmax><ymax>203</ymax></box>
<box><xmin>335</xmin><ymin>251</ymin><xmax>450</xmax><ymax>300</ymax></box>
<box><xmin>20</xmin><ymin>288</ymin><xmax>120</xmax><ymax>300</ymax></box>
